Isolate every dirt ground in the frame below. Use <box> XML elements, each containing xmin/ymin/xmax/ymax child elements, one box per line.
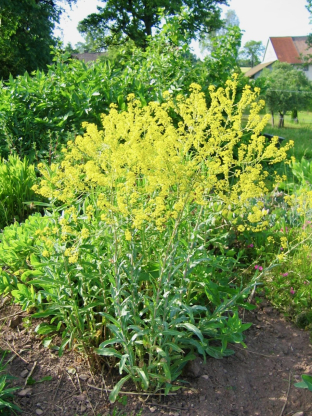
<box><xmin>1</xmin><ymin>295</ymin><xmax>312</xmax><ymax>416</ymax></box>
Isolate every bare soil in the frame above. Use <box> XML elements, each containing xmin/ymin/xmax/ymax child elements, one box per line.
<box><xmin>1</xmin><ymin>295</ymin><xmax>312</xmax><ymax>416</ymax></box>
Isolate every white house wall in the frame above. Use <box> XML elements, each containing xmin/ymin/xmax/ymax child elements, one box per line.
<box><xmin>303</xmin><ymin>65</ymin><xmax>312</xmax><ymax>81</ymax></box>
<box><xmin>263</xmin><ymin>40</ymin><xmax>277</xmax><ymax>63</ymax></box>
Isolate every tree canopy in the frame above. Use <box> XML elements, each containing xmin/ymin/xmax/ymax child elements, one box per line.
<box><xmin>78</xmin><ymin>0</ymin><xmax>228</xmax><ymax>50</ymax></box>
<box><xmin>238</xmin><ymin>40</ymin><xmax>264</xmax><ymax>68</ymax></box>
<box><xmin>0</xmin><ymin>0</ymin><xmax>76</xmax><ymax>79</ymax></box>
<box><xmin>199</xmin><ymin>9</ymin><xmax>240</xmax><ymax>54</ymax></box>
<box><xmin>260</xmin><ymin>62</ymin><xmax>312</xmax><ymax>127</ymax></box>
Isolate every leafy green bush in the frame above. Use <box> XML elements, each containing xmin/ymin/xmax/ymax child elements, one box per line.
<box><xmin>0</xmin><ymin>212</ymin><xmax>51</xmax><ymax>297</ymax></box>
<box><xmin>0</xmin><ymin>155</ymin><xmax>43</xmax><ymax>230</ymax></box>
<box><xmin>256</xmin><ymin>157</ymin><xmax>312</xmax><ymax>321</ymax></box>
<box><xmin>0</xmin><ymin>32</ymin><xmax>249</xmax><ymax>162</ymax></box>
<box><xmin>0</xmin><ymin>79</ymin><xmax>294</xmax><ymax>401</ymax></box>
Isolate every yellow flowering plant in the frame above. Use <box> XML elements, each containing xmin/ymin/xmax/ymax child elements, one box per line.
<box><xmin>10</xmin><ymin>77</ymin><xmax>295</xmax><ymax>400</ymax></box>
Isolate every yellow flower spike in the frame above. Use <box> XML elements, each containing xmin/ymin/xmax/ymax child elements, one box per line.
<box><xmin>81</xmin><ymin>228</ymin><xmax>90</xmax><ymax>239</ymax></box>
<box><xmin>125</xmin><ymin>229</ymin><xmax>132</xmax><ymax>241</ymax></box>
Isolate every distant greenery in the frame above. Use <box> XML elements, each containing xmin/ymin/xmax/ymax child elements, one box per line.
<box><xmin>263</xmin><ymin>113</ymin><xmax>312</xmax><ymax>160</ymax></box>
<box><xmin>78</xmin><ymin>0</ymin><xmax>227</xmax><ymax>49</ymax></box>
<box><xmin>0</xmin><ymin>155</ymin><xmax>43</xmax><ymax>230</ymax></box>
<box><xmin>238</xmin><ymin>40</ymin><xmax>265</xmax><ymax>68</ymax></box>
<box><xmin>259</xmin><ymin>62</ymin><xmax>312</xmax><ymax>127</ymax></box>
<box><xmin>0</xmin><ymin>0</ymin><xmax>77</xmax><ymax>79</ymax></box>
<box><xmin>0</xmin><ymin>32</ymin><xmax>248</xmax><ymax>162</ymax></box>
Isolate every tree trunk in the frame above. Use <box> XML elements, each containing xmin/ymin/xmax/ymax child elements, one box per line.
<box><xmin>278</xmin><ymin>112</ymin><xmax>284</xmax><ymax>128</ymax></box>
<box><xmin>271</xmin><ymin>111</ymin><xmax>274</xmax><ymax>127</ymax></box>
<box><xmin>291</xmin><ymin>108</ymin><xmax>299</xmax><ymax>123</ymax></box>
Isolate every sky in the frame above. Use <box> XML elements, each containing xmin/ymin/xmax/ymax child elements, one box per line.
<box><xmin>55</xmin><ymin>0</ymin><xmax>312</xmax><ymax>59</ymax></box>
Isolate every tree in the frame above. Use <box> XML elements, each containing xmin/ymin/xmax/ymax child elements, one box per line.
<box><xmin>261</xmin><ymin>62</ymin><xmax>312</xmax><ymax>127</ymax></box>
<box><xmin>203</xmin><ymin>25</ymin><xmax>242</xmax><ymax>86</ymax></box>
<box><xmin>78</xmin><ymin>0</ymin><xmax>228</xmax><ymax>50</ymax></box>
<box><xmin>238</xmin><ymin>40</ymin><xmax>264</xmax><ymax>68</ymax></box>
<box><xmin>0</xmin><ymin>0</ymin><xmax>76</xmax><ymax>79</ymax></box>
<box><xmin>306</xmin><ymin>0</ymin><xmax>312</xmax><ymax>52</ymax></box>
<box><xmin>199</xmin><ymin>9</ymin><xmax>240</xmax><ymax>53</ymax></box>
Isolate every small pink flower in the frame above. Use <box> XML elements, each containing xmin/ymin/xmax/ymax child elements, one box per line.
<box><xmin>282</xmin><ymin>273</ymin><xmax>289</xmax><ymax>277</ymax></box>
<box><xmin>280</xmin><ymin>247</ymin><xmax>283</xmax><ymax>251</ymax></box>
<box><xmin>290</xmin><ymin>287</ymin><xmax>295</xmax><ymax>295</ymax></box>
<box><xmin>248</xmin><ymin>244</ymin><xmax>254</xmax><ymax>248</ymax></box>
<box><xmin>303</xmin><ymin>221</ymin><xmax>312</xmax><ymax>230</ymax></box>
<box><xmin>255</xmin><ymin>265</ymin><xmax>259</xmax><ymax>269</ymax></box>
<box><xmin>258</xmin><ymin>266</ymin><xmax>263</xmax><ymax>271</ymax></box>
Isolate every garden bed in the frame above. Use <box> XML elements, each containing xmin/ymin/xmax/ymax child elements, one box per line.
<box><xmin>1</xmin><ymin>295</ymin><xmax>312</xmax><ymax>416</ymax></box>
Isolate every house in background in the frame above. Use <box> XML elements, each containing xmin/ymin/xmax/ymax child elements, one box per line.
<box><xmin>245</xmin><ymin>36</ymin><xmax>312</xmax><ymax>80</ymax></box>
<box><xmin>72</xmin><ymin>52</ymin><xmax>107</xmax><ymax>62</ymax></box>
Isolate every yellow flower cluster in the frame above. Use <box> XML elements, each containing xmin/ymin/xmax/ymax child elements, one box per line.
<box><xmin>33</xmin><ymin>78</ymin><xmax>293</xmax><ymax>231</ymax></box>
<box><xmin>280</xmin><ymin>236</ymin><xmax>288</xmax><ymax>249</ymax></box>
<box><xmin>64</xmin><ymin>247</ymin><xmax>79</xmax><ymax>264</ymax></box>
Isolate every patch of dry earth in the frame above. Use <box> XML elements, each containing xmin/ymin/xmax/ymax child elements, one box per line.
<box><xmin>1</xmin><ymin>297</ymin><xmax>312</xmax><ymax>416</ymax></box>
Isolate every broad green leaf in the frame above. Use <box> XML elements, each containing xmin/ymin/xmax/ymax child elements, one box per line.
<box><xmin>98</xmin><ymin>338</ymin><xmax>123</xmax><ymax>348</ymax></box>
<box><xmin>134</xmin><ymin>367</ymin><xmax>149</xmax><ymax>390</ymax></box>
<box><xmin>109</xmin><ymin>375</ymin><xmax>131</xmax><ymax>403</ymax></box>
<box><xmin>159</xmin><ymin>362</ymin><xmax>171</xmax><ymax>383</ymax></box>
<box><xmin>35</xmin><ymin>323</ymin><xmax>58</xmax><ymax>335</ymax></box>
<box><xmin>176</xmin><ymin>323</ymin><xmax>204</xmax><ymax>342</ymax></box>
<box><xmin>298</xmin><ymin>374</ymin><xmax>312</xmax><ymax>391</ymax></box>
<box><xmin>42</xmin><ymin>338</ymin><xmax>53</xmax><ymax>348</ymax></box>
<box><xmin>95</xmin><ymin>347</ymin><xmax>122</xmax><ymax>359</ymax></box>
<box><xmin>164</xmin><ymin>342</ymin><xmax>184</xmax><ymax>353</ymax></box>
<box><xmin>206</xmin><ymin>346</ymin><xmax>224</xmax><ymax>359</ymax></box>
<box><xmin>119</xmin><ymin>354</ymin><xmax>129</xmax><ymax>374</ymax></box>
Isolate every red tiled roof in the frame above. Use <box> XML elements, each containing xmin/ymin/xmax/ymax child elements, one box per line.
<box><xmin>292</xmin><ymin>36</ymin><xmax>312</xmax><ymax>58</ymax></box>
<box><xmin>270</xmin><ymin>37</ymin><xmax>302</xmax><ymax>64</ymax></box>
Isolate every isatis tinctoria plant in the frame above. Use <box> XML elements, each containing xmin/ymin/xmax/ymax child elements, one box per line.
<box><xmin>14</xmin><ymin>77</ymin><xmax>293</xmax><ymax>400</ymax></box>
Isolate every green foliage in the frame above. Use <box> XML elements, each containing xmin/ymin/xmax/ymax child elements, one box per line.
<box><xmin>199</xmin><ymin>8</ymin><xmax>240</xmax><ymax>53</ymax></box>
<box><xmin>307</xmin><ymin>0</ymin><xmax>312</xmax><ymax>47</ymax></box>
<box><xmin>202</xmin><ymin>26</ymin><xmax>243</xmax><ymax>87</ymax></box>
<box><xmin>0</xmin><ymin>55</ymin><xmax>129</xmax><ymax>160</ymax></box>
<box><xmin>0</xmin><ymin>35</ymin><xmax>249</xmax><ymax>162</ymax></box>
<box><xmin>0</xmin><ymin>200</ymin><xmax>255</xmax><ymax>398</ymax></box>
<box><xmin>0</xmin><ymin>351</ymin><xmax>21</xmax><ymax>414</ymax></box>
<box><xmin>0</xmin><ymin>212</ymin><xmax>51</xmax><ymax>296</ymax></box>
<box><xmin>238</xmin><ymin>40</ymin><xmax>265</xmax><ymax>68</ymax></box>
<box><xmin>260</xmin><ymin>62</ymin><xmax>312</xmax><ymax>127</ymax></box>
<box><xmin>0</xmin><ymin>0</ymin><xmax>77</xmax><ymax>79</ymax></box>
<box><xmin>2</xmin><ymin>82</ymin><xmax>286</xmax><ymax>399</ymax></box>
<box><xmin>77</xmin><ymin>0</ymin><xmax>228</xmax><ymax>49</ymax></box>
<box><xmin>0</xmin><ymin>155</ymin><xmax>43</xmax><ymax>230</ymax></box>
<box><xmin>263</xmin><ymin>122</ymin><xmax>312</xmax><ymax>160</ymax></box>
<box><xmin>291</xmin><ymin>157</ymin><xmax>312</xmax><ymax>186</ymax></box>
<box><xmin>295</xmin><ymin>374</ymin><xmax>312</xmax><ymax>390</ymax></box>
<box><xmin>260</xmin><ymin>155</ymin><xmax>312</xmax><ymax>322</ymax></box>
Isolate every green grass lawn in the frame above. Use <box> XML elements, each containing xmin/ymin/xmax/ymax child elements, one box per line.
<box><xmin>262</xmin><ymin>111</ymin><xmax>312</xmax><ymax>160</ymax></box>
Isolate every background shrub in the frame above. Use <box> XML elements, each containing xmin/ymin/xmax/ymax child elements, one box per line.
<box><xmin>0</xmin><ymin>155</ymin><xmax>43</xmax><ymax>230</ymax></box>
